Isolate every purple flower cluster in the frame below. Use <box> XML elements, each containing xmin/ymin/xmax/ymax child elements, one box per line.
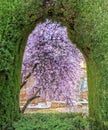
<box><xmin>22</xmin><ymin>20</ymin><xmax>84</xmax><ymax>105</ymax></box>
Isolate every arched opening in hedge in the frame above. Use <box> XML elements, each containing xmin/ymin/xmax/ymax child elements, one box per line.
<box><xmin>20</xmin><ymin>20</ymin><xmax>88</xmax><ymax>114</ymax></box>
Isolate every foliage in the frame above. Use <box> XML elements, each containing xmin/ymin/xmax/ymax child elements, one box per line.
<box><xmin>12</xmin><ymin>113</ymin><xmax>89</xmax><ymax>130</ymax></box>
<box><xmin>0</xmin><ymin>0</ymin><xmax>44</xmax><ymax>129</ymax></box>
<box><xmin>0</xmin><ymin>0</ymin><xmax>108</xmax><ymax>129</ymax></box>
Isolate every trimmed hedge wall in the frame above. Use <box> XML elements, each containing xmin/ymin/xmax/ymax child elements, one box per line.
<box><xmin>0</xmin><ymin>0</ymin><xmax>108</xmax><ymax>129</ymax></box>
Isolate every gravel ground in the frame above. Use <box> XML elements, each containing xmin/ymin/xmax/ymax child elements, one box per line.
<box><xmin>24</xmin><ymin>105</ymin><xmax>88</xmax><ymax>115</ymax></box>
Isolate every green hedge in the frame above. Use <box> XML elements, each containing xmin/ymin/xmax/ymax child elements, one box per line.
<box><xmin>0</xmin><ymin>0</ymin><xmax>108</xmax><ymax>129</ymax></box>
<box><xmin>12</xmin><ymin>113</ymin><xmax>89</xmax><ymax>130</ymax></box>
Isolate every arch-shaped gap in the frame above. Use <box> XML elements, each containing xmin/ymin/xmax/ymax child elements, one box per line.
<box><xmin>20</xmin><ymin>20</ymin><xmax>88</xmax><ymax>114</ymax></box>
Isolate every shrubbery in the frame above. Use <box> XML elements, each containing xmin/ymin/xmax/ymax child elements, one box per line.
<box><xmin>12</xmin><ymin>113</ymin><xmax>89</xmax><ymax>130</ymax></box>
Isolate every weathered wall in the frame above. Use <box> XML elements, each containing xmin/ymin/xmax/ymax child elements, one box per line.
<box><xmin>0</xmin><ymin>0</ymin><xmax>108</xmax><ymax>129</ymax></box>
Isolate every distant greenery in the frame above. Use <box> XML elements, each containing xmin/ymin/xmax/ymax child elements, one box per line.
<box><xmin>11</xmin><ymin>113</ymin><xmax>89</xmax><ymax>130</ymax></box>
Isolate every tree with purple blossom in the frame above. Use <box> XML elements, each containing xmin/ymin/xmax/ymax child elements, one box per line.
<box><xmin>20</xmin><ymin>20</ymin><xmax>84</xmax><ymax>113</ymax></box>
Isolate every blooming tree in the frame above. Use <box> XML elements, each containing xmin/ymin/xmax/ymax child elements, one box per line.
<box><xmin>21</xmin><ymin>20</ymin><xmax>84</xmax><ymax>113</ymax></box>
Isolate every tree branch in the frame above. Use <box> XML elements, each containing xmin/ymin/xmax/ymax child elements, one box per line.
<box><xmin>20</xmin><ymin>88</ymin><xmax>41</xmax><ymax>113</ymax></box>
<box><xmin>20</xmin><ymin>63</ymin><xmax>38</xmax><ymax>89</ymax></box>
